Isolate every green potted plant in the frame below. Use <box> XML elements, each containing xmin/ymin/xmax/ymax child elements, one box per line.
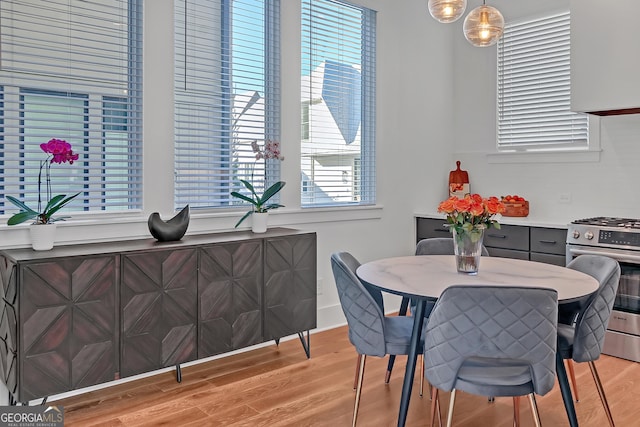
<box><xmin>231</xmin><ymin>140</ymin><xmax>285</xmax><ymax>232</ymax></box>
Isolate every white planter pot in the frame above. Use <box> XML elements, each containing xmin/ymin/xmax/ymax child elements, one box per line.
<box><xmin>252</xmin><ymin>212</ymin><xmax>268</xmax><ymax>233</ymax></box>
<box><xmin>29</xmin><ymin>223</ymin><xmax>57</xmax><ymax>251</ymax></box>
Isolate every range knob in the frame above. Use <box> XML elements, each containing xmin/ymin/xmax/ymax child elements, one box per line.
<box><xmin>572</xmin><ymin>230</ymin><xmax>580</xmax><ymax>239</ymax></box>
<box><xmin>585</xmin><ymin>231</ymin><xmax>594</xmax><ymax>240</ymax></box>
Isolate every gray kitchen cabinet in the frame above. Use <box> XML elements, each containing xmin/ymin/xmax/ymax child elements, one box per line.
<box><xmin>484</xmin><ymin>224</ymin><xmax>529</xmax><ymax>259</ymax></box>
<box><xmin>416</xmin><ymin>218</ymin><xmax>529</xmax><ymax>259</ymax></box>
<box><xmin>416</xmin><ymin>217</ymin><xmax>566</xmax><ymax>263</ymax></box>
<box><xmin>530</xmin><ymin>227</ymin><xmax>567</xmax><ymax>266</ymax></box>
<box><xmin>0</xmin><ymin>228</ymin><xmax>316</xmax><ymax>403</ymax></box>
<box><xmin>416</xmin><ymin>217</ymin><xmax>451</xmax><ymax>241</ymax></box>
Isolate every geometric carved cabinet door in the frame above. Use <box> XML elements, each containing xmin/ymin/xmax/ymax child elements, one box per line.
<box><xmin>198</xmin><ymin>240</ymin><xmax>263</xmax><ymax>358</ymax></box>
<box><xmin>121</xmin><ymin>248</ymin><xmax>197</xmax><ymax>378</ymax></box>
<box><xmin>19</xmin><ymin>255</ymin><xmax>118</xmax><ymax>401</ymax></box>
<box><xmin>264</xmin><ymin>233</ymin><xmax>317</xmax><ymax>340</ymax></box>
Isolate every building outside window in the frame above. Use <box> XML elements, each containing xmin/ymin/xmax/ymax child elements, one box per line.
<box><xmin>301</xmin><ymin>0</ymin><xmax>376</xmax><ymax>207</ymax></box>
<box><xmin>174</xmin><ymin>0</ymin><xmax>280</xmax><ymax>211</ymax></box>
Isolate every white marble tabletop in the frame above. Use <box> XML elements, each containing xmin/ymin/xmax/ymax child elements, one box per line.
<box><xmin>356</xmin><ymin>255</ymin><xmax>599</xmax><ymax>302</ymax></box>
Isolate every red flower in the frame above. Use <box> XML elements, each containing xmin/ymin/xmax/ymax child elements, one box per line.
<box><xmin>454</xmin><ymin>197</ymin><xmax>471</xmax><ymax>212</ymax></box>
<box><xmin>437</xmin><ymin>197</ymin><xmax>457</xmax><ymax>213</ymax></box>
<box><xmin>437</xmin><ymin>193</ymin><xmax>504</xmax><ymax>234</ymax></box>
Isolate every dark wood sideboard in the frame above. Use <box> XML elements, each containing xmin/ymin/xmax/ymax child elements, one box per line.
<box><xmin>0</xmin><ymin>227</ymin><xmax>317</xmax><ymax>403</ymax></box>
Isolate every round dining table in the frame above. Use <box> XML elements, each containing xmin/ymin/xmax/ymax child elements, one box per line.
<box><xmin>356</xmin><ymin>255</ymin><xmax>599</xmax><ymax>427</ymax></box>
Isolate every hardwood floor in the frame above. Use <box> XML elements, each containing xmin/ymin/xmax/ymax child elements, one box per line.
<box><xmin>55</xmin><ymin>325</ymin><xmax>639</xmax><ymax>426</ymax></box>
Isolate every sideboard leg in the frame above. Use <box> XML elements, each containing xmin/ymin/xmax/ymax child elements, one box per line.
<box><xmin>40</xmin><ymin>396</ymin><xmax>47</xmax><ymax>405</ymax></box>
<box><xmin>176</xmin><ymin>364</ymin><xmax>182</xmax><ymax>383</ymax></box>
<box><xmin>8</xmin><ymin>392</ymin><xmax>16</xmax><ymax>406</ymax></box>
<box><xmin>274</xmin><ymin>338</ymin><xmax>280</xmax><ymax>347</ymax></box>
<box><xmin>298</xmin><ymin>330</ymin><xmax>311</xmax><ymax>359</ymax></box>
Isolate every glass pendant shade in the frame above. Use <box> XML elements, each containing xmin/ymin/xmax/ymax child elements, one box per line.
<box><xmin>463</xmin><ymin>4</ymin><xmax>504</xmax><ymax>47</ymax></box>
<box><xmin>428</xmin><ymin>0</ymin><xmax>467</xmax><ymax>23</ymax></box>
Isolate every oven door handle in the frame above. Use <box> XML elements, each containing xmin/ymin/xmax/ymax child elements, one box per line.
<box><xmin>569</xmin><ymin>247</ymin><xmax>640</xmax><ymax>263</ymax></box>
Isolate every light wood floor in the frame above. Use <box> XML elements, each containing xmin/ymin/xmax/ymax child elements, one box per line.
<box><xmin>55</xmin><ymin>325</ymin><xmax>639</xmax><ymax>426</ymax></box>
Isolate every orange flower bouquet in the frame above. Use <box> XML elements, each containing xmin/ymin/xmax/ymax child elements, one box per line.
<box><xmin>437</xmin><ymin>194</ymin><xmax>505</xmax><ymax>242</ymax></box>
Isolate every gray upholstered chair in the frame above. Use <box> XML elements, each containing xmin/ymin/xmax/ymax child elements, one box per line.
<box><xmin>424</xmin><ymin>285</ymin><xmax>558</xmax><ymax>427</ymax></box>
<box><xmin>386</xmin><ymin>238</ymin><xmax>491</xmax><ymax>391</ymax></box>
<box><xmin>557</xmin><ymin>254</ymin><xmax>620</xmax><ymax>427</ymax></box>
<box><xmin>330</xmin><ymin>251</ymin><xmax>424</xmax><ymax>427</ymax></box>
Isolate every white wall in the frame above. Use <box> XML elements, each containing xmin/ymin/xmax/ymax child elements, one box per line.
<box><xmin>451</xmin><ymin>0</ymin><xmax>640</xmax><ymax>223</ymax></box>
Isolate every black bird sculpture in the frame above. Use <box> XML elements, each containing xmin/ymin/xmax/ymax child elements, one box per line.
<box><xmin>147</xmin><ymin>205</ymin><xmax>190</xmax><ymax>242</ymax></box>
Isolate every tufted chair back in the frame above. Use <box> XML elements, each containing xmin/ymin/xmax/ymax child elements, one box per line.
<box><xmin>331</xmin><ymin>252</ymin><xmax>387</xmax><ymax>357</ymax></box>
<box><xmin>424</xmin><ymin>285</ymin><xmax>558</xmax><ymax>396</ymax></box>
<box><xmin>566</xmin><ymin>255</ymin><xmax>621</xmax><ymax>362</ymax></box>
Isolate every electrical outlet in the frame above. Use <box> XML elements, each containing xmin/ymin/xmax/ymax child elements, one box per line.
<box><xmin>317</xmin><ymin>277</ymin><xmax>323</xmax><ymax>295</ymax></box>
<box><xmin>559</xmin><ymin>193</ymin><xmax>572</xmax><ymax>204</ymax></box>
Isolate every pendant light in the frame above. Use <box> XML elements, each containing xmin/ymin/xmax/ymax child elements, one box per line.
<box><xmin>463</xmin><ymin>1</ymin><xmax>504</xmax><ymax>47</ymax></box>
<box><xmin>428</xmin><ymin>0</ymin><xmax>467</xmax><ymax>23</ymax></box>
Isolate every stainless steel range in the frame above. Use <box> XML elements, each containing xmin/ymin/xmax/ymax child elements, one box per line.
<box><xmin>567</xmin><ymin>217</ymin><xmax>640</xmax><ymax>362</ymax></box>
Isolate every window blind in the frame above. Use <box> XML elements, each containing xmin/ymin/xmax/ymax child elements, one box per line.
<box><xmin>301</xmin><ymin>0</ymin><xmax>376</xmax><ymax>207</ymax></box>
<box><xmin>497</xmin><ymin>12</ymin><xmax>588</xmax><ymax>151</ymax></box>
<box><xmin>174</xmin><ymin>0</ymin><xmax>280</xmax><ymax>210</ymax></box>
<box><xmin>0</xmin><ymin>0</ymin><xmax>143</xmax><ymax>215</ymax></box>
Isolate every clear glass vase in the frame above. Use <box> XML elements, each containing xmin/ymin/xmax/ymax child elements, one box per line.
<box><xmin>452</xmin><ymin>226</ymin><xmax>485</xmax><ymax>274</ymax></box>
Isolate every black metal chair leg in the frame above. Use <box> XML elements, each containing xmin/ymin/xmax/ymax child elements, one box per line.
<box><xmin>176</xmin><ymin>363</ymin><xmax>182</xmax><ymax>383</ymax></box>
<box><xmin>386</xmin><ymin>297</ymin><xmax>411</xmax><ymax>383</ymax></box>
<box><xmin>556</xmin><ymin>352</ymin><xmax>579</xmax><ymax>427</ymax></box>
<box><xmin>386</xmin><ymin>355</ymin><xmax>396</xmax><ymax>383</ymax></box>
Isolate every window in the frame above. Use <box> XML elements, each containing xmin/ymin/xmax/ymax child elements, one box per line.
<box><xmin>0</xmin><ymin>0</ymin><xmax>143</xmax><ymax>216</ymax></box>
<box><xmin>174</xmin><ymin>0</ymin><xmax>280</xmax><ymax>210</ymax></box>
<box><xmin>497</xmin><ymin>12</ymin><xmax>589</xmax><ymax>152</ymax></box>
<box><xmin>301</xmin><ymin>0</ymin><xmax>376</xmax><ymax>207</ymax></box>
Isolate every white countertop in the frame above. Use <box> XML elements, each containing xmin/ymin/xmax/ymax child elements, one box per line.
<box><xmin>415</xmin><ymin>212</ymin><xmax>570</xmax><ymax>229</ymax></box>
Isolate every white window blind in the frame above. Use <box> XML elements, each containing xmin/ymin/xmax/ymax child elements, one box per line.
<box><xmin>0</xmin><ymin>0</ymin><xmax>143</xmax><ymax>216</ymax></box>
<box><xmin>174</xmin><ymin>0</ymin><xmax>280</xmax><ymax>210</ymax></box>
<box><xmin>497</xmin><ymin>12</ymin><xmax>588</xmax><ymax>151</ymax></box>
<box><xmin>301</xmin><ymin>0</ymin><xmax>376</xmax><ymax>207</ymax></box>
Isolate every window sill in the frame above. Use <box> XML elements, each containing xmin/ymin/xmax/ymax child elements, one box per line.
<box><xmin>486</xmin><ymin>149</ymin><xmax>601</xmax><ymax>164</ymax></box>
<box><xmin>0</xmin><ymin>204</ymin><xmax>384</xmax><ymax>250</ymax></box>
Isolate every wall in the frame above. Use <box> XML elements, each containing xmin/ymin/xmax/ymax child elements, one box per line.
<box><xmin>451</xmin><ymin>0</ymin><xmax>640</xmax><ymax>223</ymax></box>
